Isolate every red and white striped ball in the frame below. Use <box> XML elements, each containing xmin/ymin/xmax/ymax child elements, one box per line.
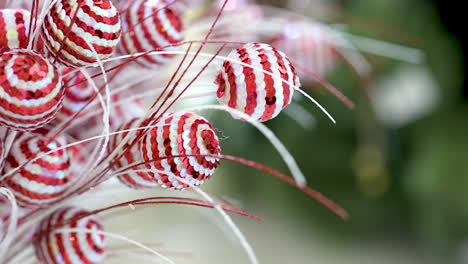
<box><xmin>1</xmin><ymin>133</ymin><xmax>74</xmax><ymax>207</ymax></box>
<box><xmin>41</xmin><ymin>0</ymin><xmax>122</xmax><ymax>67</ymax></box>
<box><xmin>0</xmin><ymin>9</ymin><xmax>31</xmax><ymax>52</ymax></box>
<box><xmin>109</xmin><ymin>94</ymin><xmax>146</xmax><ymax>129</ymax></box>
<box><xmin>55</xmin><ymin>67</ymin><xmax>95</xmax><ymax>122</ymax></box>
<box><xmin>271</xmin><ymin>22</ymin><xmax>340</xmax><ymax>82</ymax></box>
<box><xmin>120</xmin><ymin>0</ymin><xmax>184</xmax><ymax>68</ymax></box>
<box><xmin>140</xmin><ymin>111</ymin><xmax>221</xmax><ymax>190</ymax></box>
<box><xmin>34</xmin><ymin>207</ymin><xmax>106</xmax><ymax>264</ymax></box>
<box><xmin>110</xmin><ymin>118</ymin><xmax>159</xmax><ymax>189</ymax></box>
<box><xmin>0</xmin><ymin>50</ymin><xmax>64</xmax><ymax>131</ymax></box>
<box><xmin>215</xmin><ymin>43</ymin><xmax>300</xmax><ymax>122</ymax></box>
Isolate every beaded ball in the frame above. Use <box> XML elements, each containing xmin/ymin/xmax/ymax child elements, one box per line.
<box><xmin>110</xmin><ymin>118</ymin><xmax>159</xmax><ymax>189</ymax></box>
<box><xmin>140</xmin><ymin>111</ymin><xmax>221</xmax><ymax>190</ymax></box>
<box><xmin>55</xmin><ymin>67</ymin><xmax>95</xmax><ymax>123</ymax></box>
<box><xmin>215</xmin><ymin>43</ymin><xmax>300</xmax><ymax>122</ymax></box>
<box><xmin>41</xmin><ymin>0</ymin><xmax>122</xmax><ymax>67</ymax></box>
<box><xmin>34</xmin><ymin>207</ymin><xmax>106</xmax><ymax>264</ymax></box>
<box><xmin>1</xmin><ymin>133</ymin><xmax>74</xmax><ymax>207</ymax></box>
<box><xmin>0</xmin><ymin>50</ymin><xmax>64</xmax><ymax>131</ymax></box>
<box><xmin>120</xmin><ymin>0</ymin><xmax>184</xmax><ymax>67</ymax></box>
<box><xmin>272</xmin><ymin>22</ymin><xmax>340</xmax><ymax>82</ymax></box>
<box><xmin>0</xmin><ymin>9</ymin><xmax>31</xmax><ymax>52</ymax></box>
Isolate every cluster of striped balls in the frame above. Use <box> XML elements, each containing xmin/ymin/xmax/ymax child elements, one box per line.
<box><xmin>0</xmin><ymin>1</ymin><xmax>303</xmax><ymax>263</ymax></box>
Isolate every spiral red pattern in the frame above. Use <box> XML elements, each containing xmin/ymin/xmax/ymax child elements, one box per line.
<box><xmin>140</xmin><ymin>111</ymin><xmax>221</xmax><ymax>190</ymax></box>
<box><xmin>0</xmin><ymin>50</ymin><xmax>64</xmax><ymax>131</ymax></box>
<box><xmin>34</xmin><ymin>207</ymin><xmax>106</xmax><ymax>264</ymax></box>
<box><xmin>215</xmin><ymin>43</ymin><xmax>300</xmax><ymax>122</ymax></box>
<box><xmin>1</xmin><ymin>133</ymin><xmax>74</xmax><ymax>207</ymax></box>
<box><xmin>0</xmin><ymin>9</ymin><xmax>31</xmax><ymax>52</ymax></box>
<box><xmin>41</xmin><ymin>0</ymin><xmax>122</xmax><ymax>67</ymax></box>
<box><xmin>120</xmin><ymin>0</ymin><xmax>184</xmax><ymax>68</ymax></box>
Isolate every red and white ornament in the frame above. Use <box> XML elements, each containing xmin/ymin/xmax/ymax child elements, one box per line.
<box><xmin>41</xmin><ymin>0</ymin><xmax>122</xmax><ymax>67</ymax></box>
<box><xmin>1</xmin><ymin>133</ymin><xmax>74</xmax><ymax>207</ymax></box>
<box><xmin>215</xmin><ymin>43</ymin><xmax>300</xmax><ymax>122</ymax></box>
<box><xmin>109</xmin><ymin>94</ymin><xmax>146</xmax><ymax>129</ymax></box>
<box><xmin>0</xmin><ymin>9</ymin><xmax>31</xmax><ymax>52</ymax></box>
<box><xmin>110</xmin><ymin>118</ymin><xmax>159</xmax><ymax>189</ymax></box>
<box><xmin>55</xmin><ymin>67</ymin><xmax>95</xmax><ymax>122</ymax></box>
<box><xmin>120</xmin><ymin>0</ymin><xmax>184</xmax><ymax>67</ymax></box>
<box><xmin>34</xmin><ymin>207</ymin><xmax>106</xmax><ymax>264</ymax></box>
<box><xmin>271</xmin><ymin>22</ymin><xmax>340</xmax><ymax>82</ymax></box>
<box><xmin>140</xmin><ymin>111</ymin><xmax>221</xmax><ymax>190</ymax></box>
<box><xmin>0</xmin><ymin>50</ymin><xmax>64</xmax><ymax>131</ymax></box>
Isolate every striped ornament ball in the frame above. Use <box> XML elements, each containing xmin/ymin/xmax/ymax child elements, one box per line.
<box><xmin>41</xmin><ymin>0</ymin><xmax>121</xmax><ymax>67</ymax></box>
<box><xmin>215</xmin><ymin>43</ymin><xmax>300</xmax><ymax>122</ymax></box>
<box><xmin>1</xmin><ymin>133</ymin><xmax>74</xmax><ymax>207</ymax></box>
<box><xmin>0</xmin><ymin>8</ymin><xmax>31</xmax><ymax>52</ymax></box>
<box><xmin>0</xmin><ymin>50</ymin><xmax>64</xmax><ymax>131</ymax></box>
<box><xmin>110</xmin><ymin>118</ymin><xmax>160</xmax><ymax>189</ymax></box>
<box><xmin>140</xmin><ymin>111</ymin><xmax>221</xmax><ymax>190</ymax></box>
<box><xmin>120</xmin><ymin>0</ymin><xmax>184</xmax><ymax>67</ymax></box>
<box><xmin>34</xmin><ymin>207</ymin><xmax>106</xmax><ymax>264</ymax></box>
<box><xmin>55</xmin><ymin>67</ymin><xmax>95</xmax><ymax>122</ymax></box>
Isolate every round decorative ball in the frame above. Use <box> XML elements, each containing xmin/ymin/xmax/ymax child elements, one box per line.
<box><xmin>1</xmin><ymin>133</ymin><xmax>74</xmax><ymax>207</ymax></box>
<box><xmin>55</xmin><ymin>67</ymin><xmax>95</xmax><ymax>122</ymax></box>
<box><xmin>110</xmin><ymin>118</ymin><xmax>159</xmax><ymax>189</ymax></box>
<box><xmin>0</xmin><ymin>9</ymin><xmax>31</xmax><ymax>52</ymax></box>
<box><xmin>41</xmin><ymin>0</ymin><xmax>122</xmax><ymax>67</ymax></box>
<box><xmin>120</xmin><ymin>0</ymin><xmax>184</xmax><ymax>67</ymax></box>
<box><xmin>34</xmin><ymin>207</ymin><xmax>106</xmax><ymax>264</ymax></box>
<box><xmin>272</xmin><ymin>22</ymin><xmax>340</xmax><ymax>83</ymax></box>
<box><xmin>0</xmin><ymin>50</ymin><xmax>64</xmax><ymax>131</ymax></box>
<box><xmin>215</xmin><ymin>43</ymin><xmax>300</xmax><ymax>122</ymax></box>
<box><xmin>140</xmin><ymin>111</ymin><xmax>221</xmax><ymax>190</ymax></box>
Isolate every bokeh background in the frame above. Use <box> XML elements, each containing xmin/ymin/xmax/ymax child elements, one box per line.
<box><xmin>198</xmin><ymin>0</ymin><xmax>466</xmax><ymax>263</ymax></box>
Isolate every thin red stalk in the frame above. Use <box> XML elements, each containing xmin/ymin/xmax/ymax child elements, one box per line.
<box><xmin>33</xmin><ymin>197</ymin><xmax>261</xmax><ymax>237</ymax></box>
<box><xmin>118</xmin><ymin>153</ymin><xmax>349</xmax><ymax>220</ymax></box>
<box><xmin>294</xmin><ymin>62</ymin><xmax>355</xmax><ymax>109</ymax></box>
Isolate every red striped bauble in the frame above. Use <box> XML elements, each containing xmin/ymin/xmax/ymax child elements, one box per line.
<box><xmin>41</xmin><ymin>0</ymin><xmax>122</xmax><ymax>67</ymax></box>
<box><xmin>215</xmin><ymin>43</ymin><xmax>300</xmax><ymax>122</ymax></box>
<box><xmin>0</xmin><ymin>9</ymin><xmax>31</xmax><ymax>52</ymax></box>
<box><xmin>34</xmin><ymin>207</ymin><xmax>106</xmax><ymax>264</ymax></box>
<box><xmin>110</xmin><ymin>118</ymin><xmax>159</xmax><ymax>189</ymax></box>
<box><xmin>1</xmin><ymin>133</ymin><xmax>74</xmax><ymax>207</ymax></box>
<box><xmin>140</xmin><ymin>111</ymin><xmax>221</xmax><ymax>190</ymax></box>
<box><xmin>56</xmin><ymin>67</ymin><xmax>95</xmax><ymax>122</ymax></box>
<box><xmin>271</xmin><ymin>23</ymin><xmax>340</xmax><ymax>83</ymax></box>
<box><xmin>109</xmin><ymin>94</ymin><xmax>146</xmax><ymax>129</ymax></box>
<box><xmin>119</xmin><ymin>0</ymin><xmax>184</xmax><ymax>68</ymax></box>
<box><xmin>0</xmin><ymin>50</ymin><xmax>64</xmax><ymax>131</ymax></box>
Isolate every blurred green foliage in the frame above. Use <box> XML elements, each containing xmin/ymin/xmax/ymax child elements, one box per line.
<box><xmin>207</xmin><ymin>0</ymin><xmax>466</xmax><ymax>263</ymax></box>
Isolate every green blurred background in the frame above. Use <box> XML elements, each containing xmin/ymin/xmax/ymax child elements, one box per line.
<box><xmin>204</xmin><ymin>0</ymin><xmax>467</xmax><ymax>263</ymax></box>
